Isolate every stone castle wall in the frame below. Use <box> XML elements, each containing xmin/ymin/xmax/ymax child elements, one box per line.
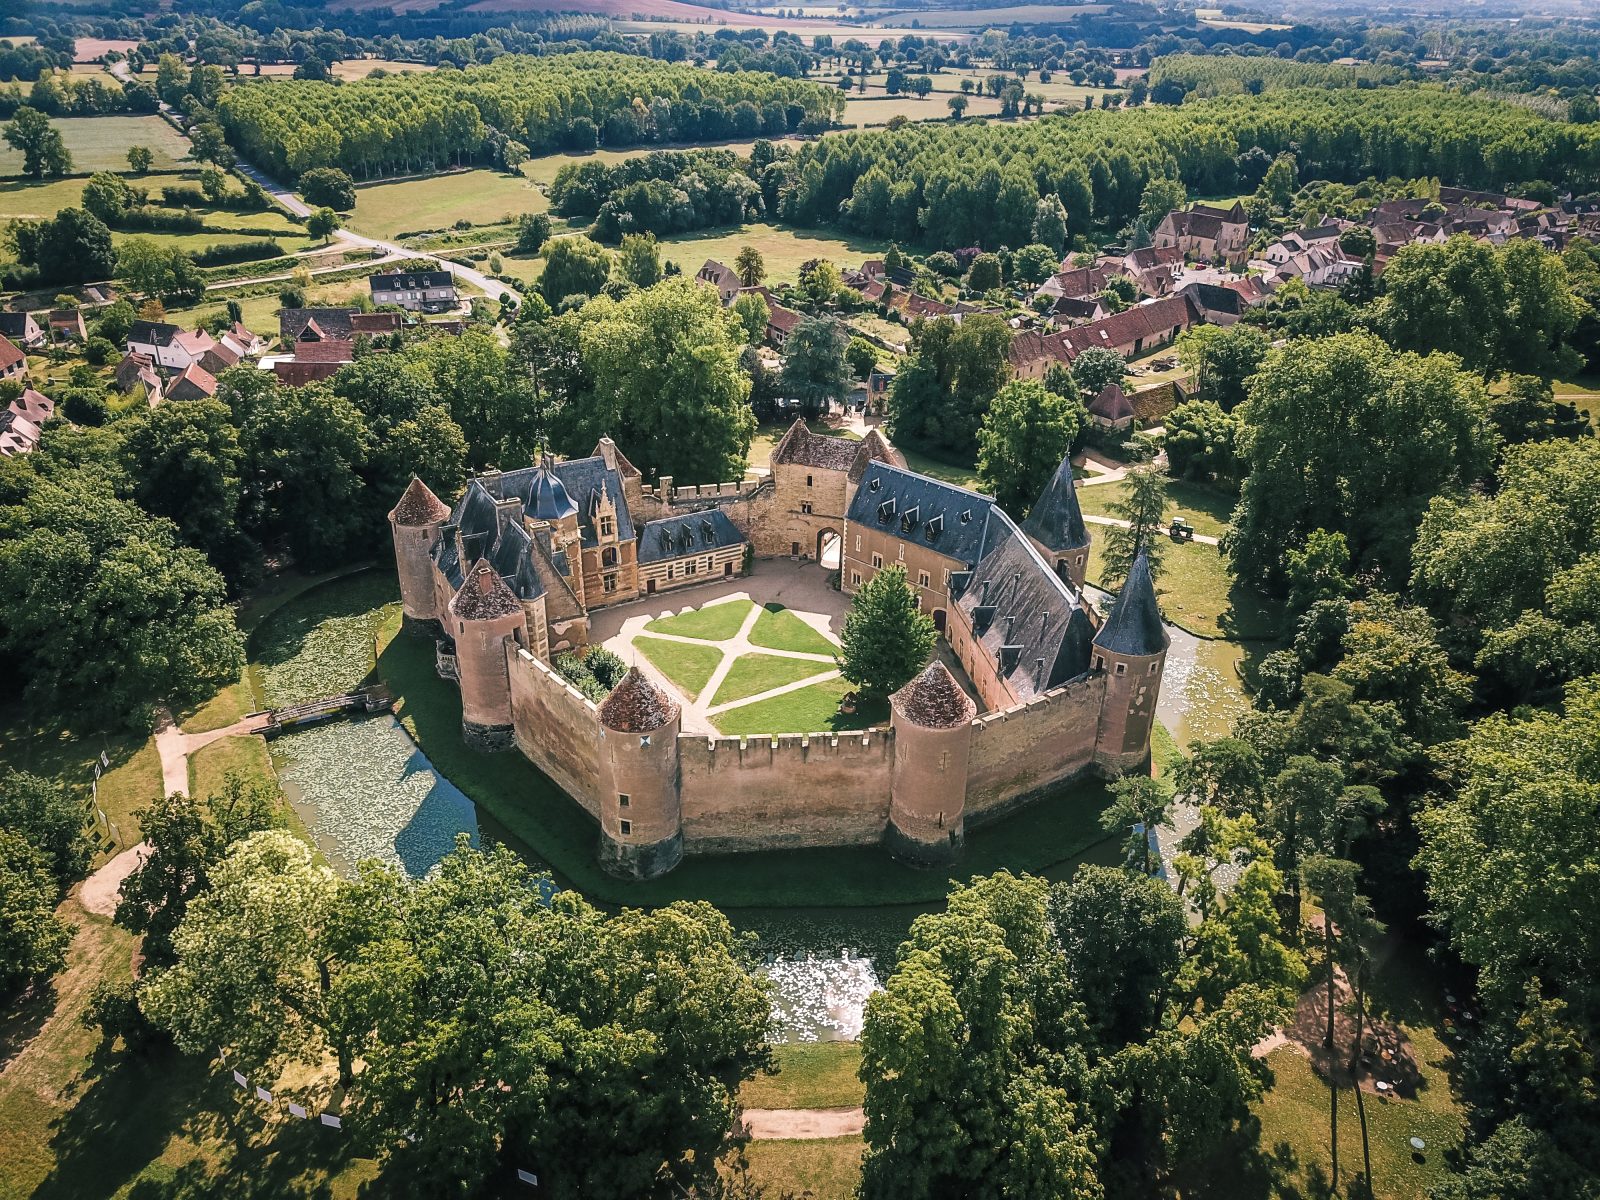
<box><xmin>500</xmin><ymin>639</ymin><xmax>1115</xmax><ymax>874</ymax></box>
<box><xmin>677</xmin><ymin>730</ymin><xmax>893</xmax><ymax>853</ymax></box>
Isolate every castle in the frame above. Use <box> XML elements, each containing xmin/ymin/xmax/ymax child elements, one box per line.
<box><xmin>389</xmin><ymin>421</ymin><xmax>1168</xmax><ymax>880</ymax></box>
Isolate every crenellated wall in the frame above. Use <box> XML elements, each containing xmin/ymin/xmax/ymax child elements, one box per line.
<box><xmin>506</xmin><ymin>648</ymin><xmax>601</xmax><ymax>819</ymax></box>
<box><xmin>677</xmin><ymin>730</ymin><xmax>893</xmax><ymax>852</ymax></box>
<box><xmin>963</xmin><ymin>673</ymin><xmax>1108</xmax><ymax>825</ymax></box>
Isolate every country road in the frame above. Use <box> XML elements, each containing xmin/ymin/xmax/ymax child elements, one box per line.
<box><xmin>106</xmin><ymin>64</ymin><xmax>524</xmax><ymax>308</ymax></box>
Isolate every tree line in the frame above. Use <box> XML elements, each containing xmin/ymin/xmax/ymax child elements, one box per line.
<box><xmin>214</xmin><ymin>52</ymin><xmax>845</xmax><ymax>180</ymax></box>
<box><xmin>548</xmin><ymin>147</ymin><xmax>764</xmax><ymax>242</ymax></box>
<box><xmin>777</xmin><ymin>86</ymin><xmax>1600</xmax><ymax>247</ymax></box>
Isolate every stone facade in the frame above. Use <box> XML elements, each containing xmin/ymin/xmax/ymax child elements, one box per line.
<box><xmin>391</xmin><ymin>422</ymin><xmax>1169</xmax><ymax>880</ymax></box>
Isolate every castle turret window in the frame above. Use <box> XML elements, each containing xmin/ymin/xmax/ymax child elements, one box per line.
<box><xmin>1115</xmin><ymin>663</ymin><xmax>1126</xmax><ymax>675</ymax></box>
<box><xmin>600</xmin><ymin>516</ymin><xmax>614</xmax><ymax>537</ymax></box>
<box><xmin>801</xmin><ymin>501</ymin><xmax>813</xmax><ymax>515</ymax></box>
<box><xmin>619</xmin><ymin>820</ymin><xmax>632</xmax><ymax>836</ymax></box>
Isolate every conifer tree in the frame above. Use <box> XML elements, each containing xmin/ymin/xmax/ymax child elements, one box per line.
<box><xmin>840</xmin><ymin>564</ymin><xmax>937</xmax><ymax>698</ymax></box>
<box><xmin>1102</xmin><ymin>465</ymin><xmax>1168</xmax><ymax>586</ymax></box>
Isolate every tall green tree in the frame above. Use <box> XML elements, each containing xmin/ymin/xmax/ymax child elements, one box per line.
<box><xmin>540</xmin><ymin>235</ymin><xmax>613</xmax><ymax>307</ymax></box>
<box><xmin>976</xmin><ymin>379</ymin><xmax>1086</xmax><ymax>515</ymax></box>
<box><xmin>2</xmin><ymin>106</ymin><xmax>71</xmax><ymax>178</ymax></box>
<box><xmin>1101</xmin><ymin>465</ymin><xmax>1167</xmax><ymax>586</ymax></box>
<box><xmin>563</xmin><ymin>277</ymin><xmax>754</xmax><ymax>482</ymax></box>
<box><xmin>734</xmin><ymin>244</ymin><xmax>765</xmax><ymax>287</ymax></box>
<box><xmin>1230</xmin><ymin>332</ymin><xmax>1495</xmax><ymax>592</ymax></box>
<box><xmin>0</xmin><ymin>830</ymin><xmax>71</xmax><ymax>999</ymax></box>
<box><xmin>12</xmin><ymin>208</ymin><xmax>116</xmax><ymax>284</ymax></box>
<box><xmin>780</xmin><ymin>316</ymin><xmax>850</xmax><ymax>417</ymax></box>
<box><xmin>839</xmin><ymin>564</ymin><xmax>937</xmax><ymax>699</ymax></box>
<box><xmin>884</xmin><ymin>314</ymin><xmax>1012</xmax><ymax>459</ymax></box>
<box><xmin>0</xmin><ymin>768</ymin><xmax>91</xmax><ymax>890</ymax></box>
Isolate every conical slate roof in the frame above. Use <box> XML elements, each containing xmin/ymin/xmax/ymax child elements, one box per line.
<box><xmin>390</xmin><ymin>476</ymin><xmax>450</xmax><ymax>526</ymax></box>
<box><xmin>450</xmin><ymin>560</ymin><xmax>522</xmax><ymax>622</ymax></box>
<box><xmin>892</xmin><ymin>662</ymin><xmax>975</xmax><ymax>729</ymax></box>
<box><xmin>1094</xmin><ymin>551</ymin><xmax>1168</xmax><ymax>656</ymax></box>
<box><xmin>1020</xmin><ymin>453</ymin><xmax>1090</xmax><ymax>554</ymax></box>
<box><xmin>526</xmin><ymin>454</ymin><xmax>577</xmax><ymax>521</ymax></box>
<box><xmin>599</xmin><ymin>668</ymin><xmax>677</xmax><ymax>732</ymax></box>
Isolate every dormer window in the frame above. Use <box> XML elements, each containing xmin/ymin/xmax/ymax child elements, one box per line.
<box><xmin>869</xmin><ymin>477</ymin><xmax>881</xmax><ymax>492</ymax></box>
<box><xmin>600</xmin><ymin>515</ymin><xmax>614</xmax><ymax>538</ymax></box>
<box><xmin>877</xmin><ymin>498</ymin><xmax>896</xmax><ymax>523</ymax></box>
<box><xmin>960</xmin><ymin>509</ymin><xmax>972</xmax><ymax>524</ymax></box>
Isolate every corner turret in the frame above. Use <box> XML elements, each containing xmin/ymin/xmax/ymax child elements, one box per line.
<box><xmin>389</xmin><ymin>476</ymin><xmax>451</xmax><ymax>635</ymax></box>
<box><xmin>886</xmin><ymin>662</ymin><xmax>976</xmax><ymax>865</ymax></box>
<box><xmin>448</xmin><ymin>560</ymin><xmax>528</xmax><ymax>751</ymax></box>
<box><xmin>1020</xmin><ymin>453</ymin><xmax>1091</xmax><ymax>590</ymax></box>
<box><xmin>596</xmin><ymin>669</ymin><xmax>683</xmax><ymax>879</ymax></box>
<box><xmin>1092</xmin><ymin>551</ymin><xmax>1169</xmax><ymax>773</ymax></box>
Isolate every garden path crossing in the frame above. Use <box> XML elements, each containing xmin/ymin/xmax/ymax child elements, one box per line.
<box><xmin>1082</xmin><ymin>513</ymin><xmax>1220</xmax><ymax>547</ymax></box>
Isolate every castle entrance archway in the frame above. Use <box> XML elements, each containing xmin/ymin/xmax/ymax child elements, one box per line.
<box><xmin>817</xmin><ymin>529</ymin><xmax>842</xmax><ymax>570</ymax></box>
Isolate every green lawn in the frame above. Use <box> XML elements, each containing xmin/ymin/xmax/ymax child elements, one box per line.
<box><xmin>711</xmin><ymin>653</ymin><xmax>834</xmax><ymax>707</ymax></box>
<box><xmin>895</xmin><ymin>446</ymin><xmax>984</xmax><ymax>493</ymax></box>
<box><xmin>0</xmin><ymin>115</ymin><xmax>191</xmax><ymax>177</ymax></box>
<box><xmin>656</xmin><ymin>222</ymin><xmax>889</xmax><ymax>286</ymax></box>
<box><xmin>748</xmin><ymin>605</ymin><xmax>839</xmax><ymax>656</ymax></box>
<box><xmin>711</xmin><ymin>678</ymin><xmax>877</xmax><ymax>737</ymax></box>
<box><xmin>345</xmin><ymin>169</ymin><xmax>547</xmax><ymax>241</ymax></box>
<box><xmin>744</xmin><ymin>1137</ymin><xmax>864</xmax><ymax>1200</ymax></box>
<box><xmin>741</xmin><ymin>1042</ymin><xmax>864</xmax><ymax>1110</ymax></box>
<box><xmin>643</xmin><ymin>598</ymin><xmax>754</xmax><ymax>642</ymax></box>
<box><xmin>633</xmin><ymin>636</ymin><xmax>725</xmax><ymax>701</ymax></box>
<box><xmin>187</xmin><ymin>734</ymin><xmax>276</xmax><ymax>805</ymax></box>
<box><xmin>1076</xmin><ymin>478</ymin><xmax>1238</xmax><ymax>541</ymax></box>
<box><xmin>0</xmin><ymin>904</ymin><xmax>378</xmax><ymax>1200</ymax></box>
<box><xmin>1089</xmin><ymin>539</ymin><xmax>1282</xmax><ymax>643</ymax></box>
<box><xmin>0</xmin><ymin>171</ymin><xmax>189</xmax><ymax>221</ymax></box>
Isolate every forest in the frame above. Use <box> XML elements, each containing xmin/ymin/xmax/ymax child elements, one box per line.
<box><xmin>214</xmin><ymin>52</ymin><xmax>846</xmax><ymax>179</ymax></box>
<box><xmin>778</xmin><ymin>86</ymin><xmax>1600</xmax><ymax>246</ymax></box>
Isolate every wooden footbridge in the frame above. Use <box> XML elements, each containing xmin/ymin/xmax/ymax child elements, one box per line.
<box><xmin>260</xmin><ymin>688</ymin><xmax>394</xmax><ymax>738</ymax></box>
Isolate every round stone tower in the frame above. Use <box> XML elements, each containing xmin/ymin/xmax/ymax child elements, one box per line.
<box><xmin>447</xmin><ymin>560</ymin><xmax>528</xmax><ymax>751</ymax></box>
<box><xmin>1091</xmin><ymin>551</ymin><xmax>1170</xmax><ymax>773</ymax></box>
<box><xmin>596</xmin><ymin>668</ymin><xmax>684</xmax><ymax>880</ymax></box>
<box><xmin>388</xmin><ymin>476</ymin><xmax>451</xmax><ymax>636</ymax></box>
<box><xmin>886</xmin><ymin>662</ymin><xmax>977</xmax><ymax>866</ymax></box>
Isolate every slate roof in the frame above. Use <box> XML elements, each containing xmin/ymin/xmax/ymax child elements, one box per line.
<box><xmin>636</xmin><ymin>509</ymin><xmax>745</xmax><ymax>565</ymax></box>
<box><xmin>524</xmin><ymin>457</ymin><xmax>578</xmax><ymax>520</ymax></box>
<box><xmin>0</xmin><ymin>313</ymin><xmax>39</xmax><ymax>341</ymax></box>
<box><xmin>128</xmin><ymin>319</ymin><xmax>181</xmax><ymax>348</ymax></box>
<box><xmin>1093</xmin><ymin>551</ymin><xmax>1168</xmax><ymax>657</ymax></box>
<box><xmin>847</xmin><ymin>461</ymin><xmax>998</xmax><ymax>568</ymax></box>
<box><xmin>952</xmin><ymin>511</ymin><xmax>1093</xmax><ymax>701</ymax></box>
<box><xmin>470</xmin><ymin>455</ymin><xmax>635</xmax><ymax>549</ymax></box>
<box><xmin>1020</xmin><ymin>453</ymin><xmax>1090</xmax><ymax>553</ymax></box>
<box><xmin>280</xmin><ymin>307</ymin><xmax>355</xmax><ymax>341</ymax></box>
<box><xmin>370</xmin><ymin>270</ymin><xmax>455</xmax><ymax>292</ymax></box>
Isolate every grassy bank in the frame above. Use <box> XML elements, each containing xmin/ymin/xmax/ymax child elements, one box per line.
<box><xmin>741</xmin><ymin>1042</ymin><xmax>864</xmax><ymax>1110</ymax></box>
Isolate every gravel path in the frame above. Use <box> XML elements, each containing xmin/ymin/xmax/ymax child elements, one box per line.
<box><xmin>743</xmin><ymin>1107</ymin><xmax>865</xmax><ymax>1140</ymax></box>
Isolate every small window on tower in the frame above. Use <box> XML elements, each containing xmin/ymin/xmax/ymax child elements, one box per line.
<box><xmin>1149</xmin><ymin>662</ymin><xmax>1159</xmax><ymax>674</ymax></box>
<box><xmin>1115</xmin><ymin>663</ymin><xmax>1126</xmax><ymax>675</ymax></box>
<box><xmin>806</xmin><ymin>474</ymin><xmax>814</xmax><ymax>487</ymax></box>
<box><xmin>619</xmin><ymin>819</ymin><xmax>632</xmax><ymax>836</ymax></box>
<box><xmin>618</xmin><ymin>793</ymin><xmax>630</xmax><ymax>807</ymax></box>
<box><xmin>801</xmin><ymin>501</ymin><xmax>813</xmax><ymax>515</ymax></box>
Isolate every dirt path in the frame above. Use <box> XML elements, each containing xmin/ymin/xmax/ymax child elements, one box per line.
<box><xmin>77</xmin><ymin>843</ymin><xmax>147</xmax><ymax>918</ymax></box>
<box><xmin>743</xmin><ymin>1107</ymin><xmax>865</xmax><ymax>1140</ymax></box>
<box><xmin>1082</xmin><ymin>512</ymin><xmax>1221</xmax><ymax>547</ymax></box>
<box><xmin>153</xmin><ymin>711</ymin><xmax>273</xmax><ymax>799</ymax></box>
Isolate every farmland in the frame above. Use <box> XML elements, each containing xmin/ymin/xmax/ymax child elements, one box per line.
<box><xmin>0</xmin><ymin>115</ymin><xmax>192</xmax><ymax>176</ymax></box>
<box><xmin>656</xmin><ymin>222</ymin><xmax>887</xmax><ymax>283</ymax></box>
<box><xmin>345</xmin><ymin>169</ymin><xmax>548</xmax><ymax>241</ymax></box>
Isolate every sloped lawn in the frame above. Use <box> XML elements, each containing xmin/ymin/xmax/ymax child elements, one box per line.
<box><xmin>633</xmin><ymin>636</ymin><xmax>725</xmax><ymax>700</ymax></box>
<box><xmin>643</xmin><ymin>598</ymin><xmax>754</xmax><ymax>641</ymax></box>
<box><xmin>712</xmin><ymin>653</ymin><xmax>835</xmax><ymax>707</ymax></box>
<box><xmin>748</xmin><ymin>605</ymin><xmax>839</xmax><ymax>655</ymax></box>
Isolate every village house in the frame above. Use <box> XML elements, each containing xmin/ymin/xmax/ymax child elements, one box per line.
<box><xmin>126</xmin><ymin>321</ymin><xmax>217</xmax><ymax>371</ymax></box>
<box><xmin>1153</xmin><ymin>201</ymin><xmax>1251</xmax><ymax>265</ymax></box>
<box><xmin>369</xmin><ymin>269</ymin><xmax>459</xmax><ymax>314</ymax></box>
<box><xmin>48</xmin><ymin>308</ymin><xmax>87</xmax><ymax>344</ymax></box>
<box><xmin>167</xmin><ymin>362</ymin><xmax>218</xmax><ymax>401</ymax></box>
<box><xmin>0</xmin><ymin>312</ymin><xmax>44</xmax><ymax>349</ymax></box>
<box><xmin>1086</xmin><ymin>383</ymin><xmax>1135</xmax><ymax>431</ymax></box>
<box><xmin>695</xmin><ymin>259</ymin><xmax>742</xmax><ymax>305</ymax></box>
<box><xmin>0</xmin><ymin>387</ymin><xmax>51</xmax><ymax>457</ymax></box>
<box><xmin>114</xmin><ymin>352</ymin><xmax>164</xmax><ymax>402</ymax></box>
<box><xmin>0</xmin><ymin>333</ymin><xmax>24</xmax><ymax>383</ymax></box>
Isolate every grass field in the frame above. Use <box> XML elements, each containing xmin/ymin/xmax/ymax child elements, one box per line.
<box><xmin>187</xmin><ymin>733</ymin><xmax>276</xmax><ymax>804</ymax></box>
<box><xmin>0</xmin><ymin>115</ymin><xmax>191</xmax><ymax>177</ymax></box>
<box><xmin>1088</xmin><ymin>538</ymin><xmax>1282</xmax><ymax>642</ymax></box>
<box><xmin>0</xmin><ymin>172</ymin><xmax>187</xmax><ymax>221</ymax></box>
<box><xmin>633</xmin><ymin>635</ymin><xmax>725</xmax><ymax>699</ymax></box>
<box><xmin>1076</xmin><ymin>477</ymin><xmax>1237</xmax><ymax>540</ymax></box>
<box><xmin>748</xmin><ymin>605</ymin><xmax>838</xmax><ymax>655</ymax></box>
<box><xmin>711</xmin><ymin>677</ymin><xmax>870</xmax><ymax>736</ymax></box>
<box><xmin>744</xmin><ymin>1137</ymin><xmax>865</xmax><ymax>1200</ymax></box>
<box><xmin>644</xmin><ymin>598</ymin><xmax>754</xmax><ymax>641</ymax></box>
<box><xmin>711</xmin><ymin>653</ymin><xmax>834</xmax><ymax>707</ymax></box>
<box><xmin>895</xmin><ymin>446</ymin><xmax>984</xmax><ymax>492</ymax></box>
<box><xmin>741</xmin><ymin>1041</ymin><xmax>864</xmax><ymax>1109</ymax></box>
<box><xmin>841</xmin><ymin>92</ymin><xmax>1003</xmax><ymax>125</ymax></box>
<box><xmin>331</xmin><ymin>57</ymin><xmax>438</xmax><ymax>80</ymax></box>
<box><xmin>657</xmin><ymin>222</ymin><xmax>887</xmax><ymax>285</ymax></box>
<box><xmin>346</xmin><ymin>169</ymin><xmax>547</xmax><ymax>241</ymax></box>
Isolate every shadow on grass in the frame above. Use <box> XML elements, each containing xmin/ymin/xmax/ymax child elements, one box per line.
<box><xmin>376</xmin><ymin>629</ymin><xmax>1119</xmax><ymax>909</ymax></box>
<box><xmin>33</xmin><ymin>1041</ymin><xmax>374</xmax><ymax>1200</ymax></box>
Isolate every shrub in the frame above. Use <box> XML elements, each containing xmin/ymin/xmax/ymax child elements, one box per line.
<box><xmin>192</xmin><ymin>239</ymin><xmax>283</xmax><ymax>267</ymax></box>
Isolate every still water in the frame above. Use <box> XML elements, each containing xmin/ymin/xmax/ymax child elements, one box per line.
<box><xmin>270</xmin><ymin>612</ymin><xmax>1227</xmax><ymax>1043</ymax></box>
